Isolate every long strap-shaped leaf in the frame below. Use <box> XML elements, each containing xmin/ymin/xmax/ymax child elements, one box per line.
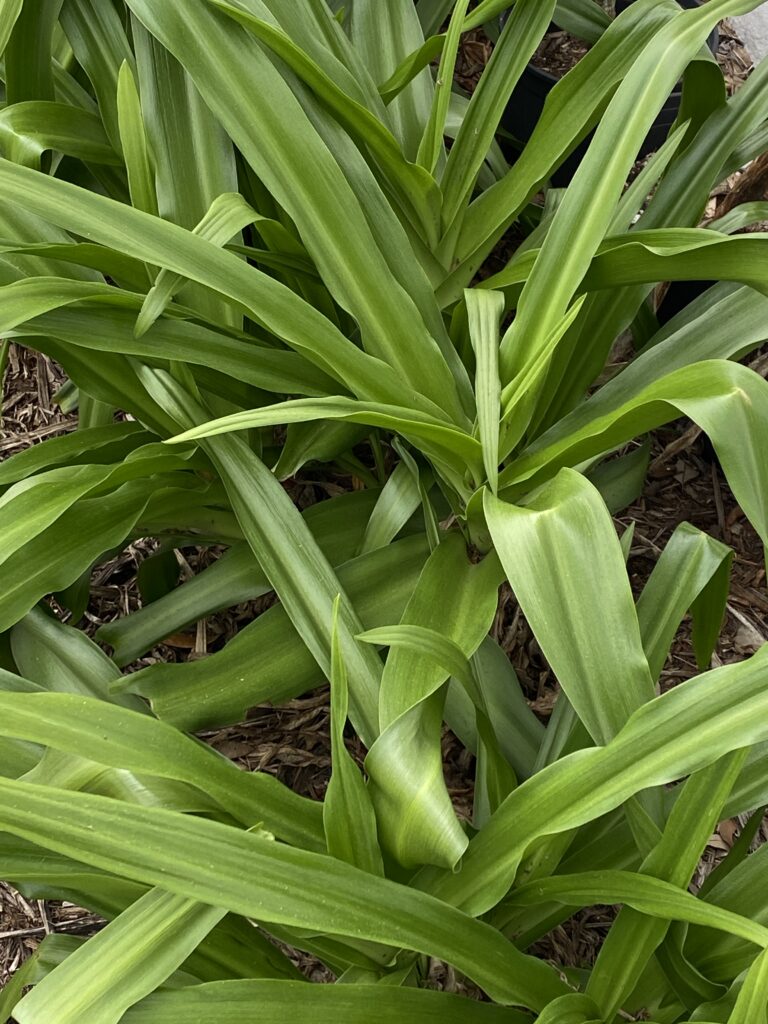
<box><xmin>13</xmin><ymin>888</ymin><xmax>225</xmax><ymax>1024</ymax></box>
<box><xmin>168</xmin><ymin>396</ymin><xmax>483</xmax><ymax>487</ymax></box>
<box><xmin>727</xmin><ymin>947</ymin><xmax>768</xmax><ymax>1023</ymax></box>
<box><xmin>636</xmin><ymin>522</ymin><xmax>732</xmax><ymax>681</ymax></box>
<box><xmin>0</xmin><ymin>778</ymin><xmax>567</xmax><ymax>1010</ymax></box>
<box><xmin>205</xmin><ymin>0</ymin><xmax>442</xmax><ymax>246</ymax></box>
<box><xmin>141</xmin><ymin>368</ymin><xmax>385</xmax><ymax>747</ymax></box>
<box><xmin>363</xmin><ymin>534</ymin><xmax>502</xmax><ymax>869</ymax></box>
<box><xmin>0</xmin><ymin>0</ymin><xmax>22</xmax><ymax>56</ymax></box>
<box><xmin>0</xmin><ymin>158</ymin><xmax>444</xmax><ymax>415</ymax></box>
<box><xmin>0</xmin><ymin>691</ymin><xmax>324</xmax><ymax>849</ymax></box>
<box><xmin>501</xmin><ymin>360</ymin><xmax>768</xmax><ymax>548</ymax></box>
<box><xmin>324</xmin><ymin>598</ymin><xmax>383</xmax><ymax>876</ymax></box>
<box><xmin>446</xmin><ymin>0</ymin><xmax>682</xmax><ymax>297</ymax></box>
<box><xmin>586</xmin><ymin>753</ymin><xmax>747</xmax><ymax>1018</ymax></box>
<box><xmin>499</xmin><ymin>0</ymin><xmax>758</xmax><ymax>390</ymax></box>
<box><xmin>440</xmin><ymin>0</ymin><xmax>554</xmax><ymax>232</ymax></box>
<box><xmin>466</xmin><ymin>289</ymin><xmax>503</xmax><ymax>493</ymax></box>
<box><xmin>122</xmin><ymin>979</ymin><xmax>530</xmax><ymax>1023</ymax></box>
<box><xmin>123</xmin><ymin>0</ymin><xmax>466</xmax><ymax>422</ymax></box>
<box><xmin>419</xmin><ymin>641</ymin><xmax>768</xmax><ymax>916</ymax></box>
<box><xmin>486</xmin><ymin>472</ymin><xmax>654</xmax><ymax>744</ymax></box>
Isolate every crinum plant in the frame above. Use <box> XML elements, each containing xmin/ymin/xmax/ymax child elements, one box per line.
<box><xmin>3</xmin><ymin>0</ymin><xmax>768</xmax><ymax>1020</ymax></box>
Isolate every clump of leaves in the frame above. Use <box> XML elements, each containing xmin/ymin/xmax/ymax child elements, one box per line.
<box><xmin>2</xmin><ymin>0</ymin><xmax>768</xmax><ymax>1021</ymax></box>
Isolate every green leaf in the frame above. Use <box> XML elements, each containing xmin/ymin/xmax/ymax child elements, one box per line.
<box><xmin>167</xmin><ymin>395</ymin><xmax>483</xmax><ymax>484</ymax></box>
<box><xmin>419</xmin><ymin>643</ymin><xmax>768</xmax><ymax>916</ymax></box>
<box><xmin>206</xmin><ymin>0</ymin><xmax>442</xmax><ymax>247</ymax></box>
<box><xmin>636</xmin><ymin>522</ymin><xmax>732</xmax><ymax>681</ymax></box>
<box><xmin>364</xmin><ymin>534</ymin><xmax>502</xmax><ymax>868</ymax></box>
<box><xmin>128</xmin><ymin>534</ymin><xmax>429</xmax><ymax>732</ymax></box>
<box><xmin>0</xmin><ymin>158</ymin><xmax>443</xmax><ymax>412</ymax></box>
<box><xmin>509</xmin><ymin>871</ymin><xmax>768</xmax><ymax>949</ymax></box>
<box><xmin>0</xmin><ymin>0</ymin><xmax>23</xmax><ymax>56</ymax></box>
<box><xmin>501</xmin><ymin>360</ymin><xmax>768</xmax><ymax>551</ymax></box>
<box><xmin>0</xmin><ymin>101</ymin><xmax>119</xmax><ymax>169</ymax></box>
<box><xmin>0</xmin><ymin>778</ymin><xmax>568</xmax><ymax>1010</ymax></box>
<box><xmin>439</xmin><ymin>0</ymin><xmax>554</xmax><ymax>232</ymax></box>
<box><xmin>417</xmin><ymin>0</ymin><xmax>468</xmax><ymax>174</ymax></box>
<box><xmin>13</xmin><ymin>888</ymin><xmax>225</xmax><ymax>1024</ymax></box>
<box><xmin>125</xmin><ymin>0</ymin><xmax>467</xmax><ymax>423</ymax></box>
<box><xmin>135</xmin><ymin>192</ymin><xmax>255</xmax><ymax>337</ymax></box>
<box><xmin>99</xmin><ymin>488</ymin><xmax>379</xmax><ymax>665</ymax></box>
<box><xmin>323</xmin><ymin>597</ymin><xmax>384</xmax><ymax>876</ymax></box>
<box><xmin>466</xmin><ymin>289</ymin><xmax>503</xmax><ymax>493</ymax></box>
<box><xmin>4</xmin><ymin>0</ymin><xmax>59</xmax><ymax>104</ymax></box>
<box><xmin>123</xmin><ymin>979</ymin><xmax>531</xmax><ymax>1023</ymax></box>
<box><xmin>485</xmin><ymin>471</ymin><xmax>654</xmax><ymax>744</ymax></box>
<box><xmin>0</xmin><ymin>689</ymin><xmax>324</xmax><ymax>849</ymax></box>
<box><xmin>116</xmin><ymin>61</ymin><xmax>158</xmax><ymax>217</ymax></box>
<box><xmin>358</xmin><ymin>461</ymin><xmax>422</xmax><ymax>556</ymax></box>
<box><xmin>727</xmin><ymin>947</ymin><xmax>768</xmax><ymax>1023</ymax></box>
<box><xmin>586</xmin><ymin>753</ymin><xmax>747</xmax><ymax>1019</ymax></box>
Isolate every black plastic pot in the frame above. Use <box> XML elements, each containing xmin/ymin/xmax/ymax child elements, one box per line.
<box><xmin>655</xmin><ymin>278</ymin><xmax>712</xmax><ymax>325</ymax></box>
<box><xmin>500</xmin><ymin>0</ymin><xmax>719</xmax><ymax>186</ymax></box>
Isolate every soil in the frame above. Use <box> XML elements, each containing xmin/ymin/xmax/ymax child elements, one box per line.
<box><xmin>530</xmin><ymin>30</ymin><xmax>591</xmax><ymax>79</ymax></box>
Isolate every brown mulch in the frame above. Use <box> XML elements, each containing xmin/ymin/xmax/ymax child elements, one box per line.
<box><xmin>531</xmin><ymin>30</ymin><xmax>590</xmax><ymax>79</ymax></box>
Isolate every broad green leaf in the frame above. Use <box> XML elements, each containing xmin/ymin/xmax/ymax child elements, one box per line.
<box><xmin>0</xmin><ymin>482</ymin><xmax>153</xmax><ymax>632</ymax></box>
<box><xmin>350</xmin><ymin>0</ymin><xmax>433</xmax><ymax>162</ymax></box>
<box><xmin>0</xmin><ymin>421</ymin><xmax>148</xmax><ymax>486</ymax></box>
<box><xmin>0</xmin><ymin>158</ymin><xmax>445</xmax><ymax>413</ymax></box>
<box><xmin>0</xmin><ymin>778</ymin><xmax>568</xmax><ymax>1010</ymax></box>
<box><xmin>135</xmin><ymin>193</ymin><xmax>255</xmax><ymax>337</ymax></box>
<box><xmin>116</xmin><ymin>61</ymin><xmax>158</xmax><ymax>217</ymax></box>
<box><xmin>98</xmin><ymin>488</ymin><xmax>379</xmax><ymax>665</ymax></box>
<box><xmin>509</xmin><ymin>871</ymin><xmax>768</xmax><ymax>949</ymax></box>
<box><xmin>143</xmin><ymin>372</ymin><xmax>386</xmax><ymax>746</ymax></box>
<box><xmin>501</xmin><ymin>361</ymin><xmax>768</xmax><ymax>549</ymax></box>
<box><xmin>440</xmin><ymin>0</ymin><xmax>554</xmax><ymax>232</ymax></box>
<box><xmin>10</xmin><ymin>606</ymin><xmax>141</xmax><ymax>710</ymax></box>
<box><xmin>364</xmin><ymin>534</ymin><xmax>502</xmax><ymax>868</ymax></box>
<box><xmin>0</xmin><ymin>690</ymin><xmax>324</xmax><ymax>849</ymax></box>
<box><xmin>636</xmin><ymin>523</ymin><xmax>732</xmax><ymax>680</ymax></box>
<box><xmin>0</xmin><ymin>101</ymin><xmax>119</xmax><ymax>169</ymax></box>
<box><xmin>417</xmin><ymin>0</ymin><xmax>468</xmax><ymax>174</ymax></box>
<box><xmin>128</xmin><ymin>534</ymin><xmax>429</xmax><ymax>731</ymax></box>
<box><xmin>0</xmin><ymin>0</ymin><xmax>22</xmax><ymax>56</ymax></box>
<box><xmin>323</xmin><ymin>597</ymin><xmax>383</xmax><ymax>875</ymax></box>
<box><xmin>167</xmin><ymin>395</ymin><xmax>483</xmax><ymax>484</ymax></box>
<box><xmin>486</xmin><ymin>471</ymin><xmax>654</xmax><ymax>744</ymax></box>
<box><xmin>206</xmin><ymin>0</ymin><xmax>442</xmax><ymax>247</ymax></box>
<box><xmin>14</xmin><ymin>888</ymin><xmax>225</xmax><ymax>1024</ymax></box>
<box><xmin>123</xmin><ymin>979</ymin><xmax>530</xmax><ymax>1023</ymax></box>
<box><xmin>125</xmin><ymin>0</ymin><xmax>467</xmax><ymax>422</ymax></box>
<box><xmin>727</xmin><ymin>947</ymin><xmax>768</xmax><ymax>1023</ymax></box>
<box><xmin>532</xmin><ymin>993</ymin><xmax>601</xmax><ymax>1024</ymax></box>
<box><xmin>359</xmin><ymin>624</ymin><xmax>515</xmax><ymax>828</ymax></box>
<box><xmin>59</xmin><ymin>0</ymin><xmax>135</xmax><ymax>151</ymax></box>
<box><xmin>466</xmin><ymin>289</ymin><xmax>503</xmax><ymax>493</ymax></box>
<box><xmin>4</xmin><ymin>0</ymin><xmax>59</xmax><ymax>104</ymax></box>
<box><xmin>358</xmin><ymin>461</ymin><xmax>422</xmax><ymax>555</ymax></box>
<box><xmin>587</xmin><ymin>754</ymin><xmax>747</xmax><ymax>1018</ymax></box>
<box><xmin>419</xmin><ymin>644</ymin><xmax>768</xmax><ymax>916</ymax></box>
